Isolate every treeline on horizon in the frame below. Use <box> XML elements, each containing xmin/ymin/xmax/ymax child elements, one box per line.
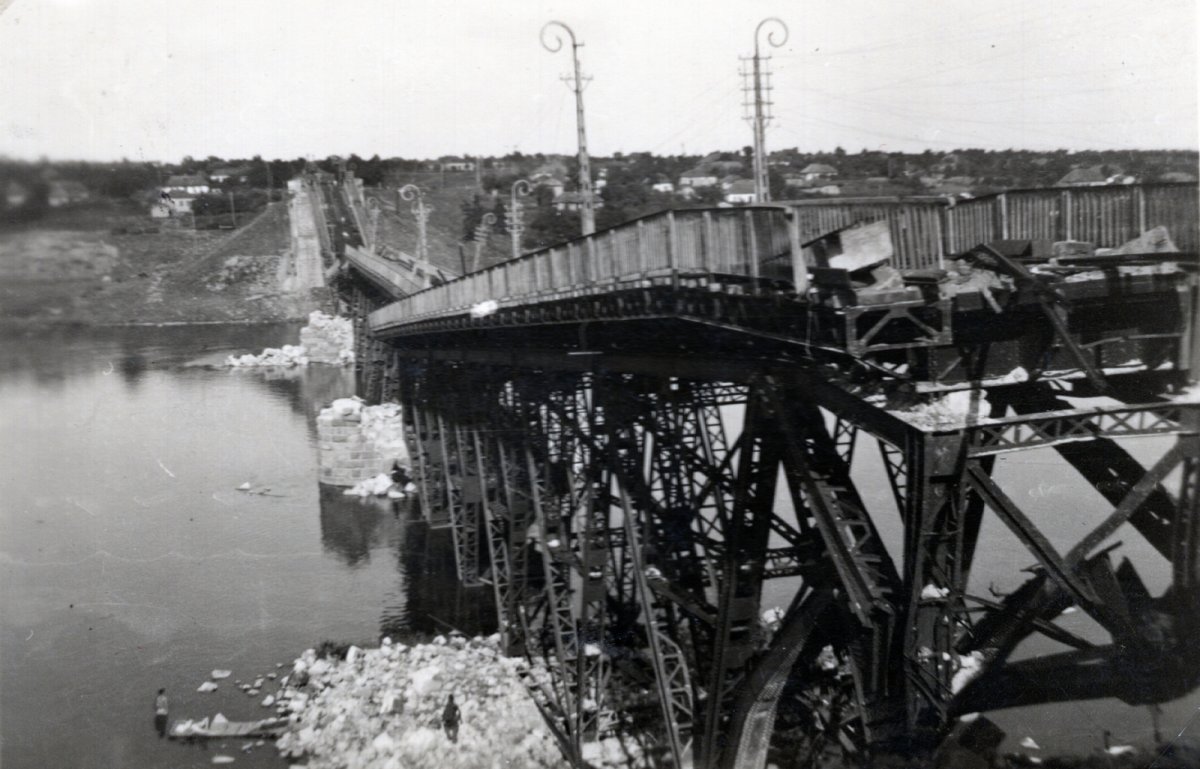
<box><xmin>1</xmin><ymin>147</ymin><xmax>1196</xmax><ymax>230</ymax></box>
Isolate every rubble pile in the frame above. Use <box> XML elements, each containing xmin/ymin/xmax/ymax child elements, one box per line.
<box><xmin>273</xmin><ymin>635</ymin><xmax>562</xmax><ymax>769</ymax></box>
<box><xmin>226</xmin><ymin>344</ymin><xmax>310</xmax><ymax>368</ymax></box>
<box><xmin>890</xmin><ymin>389</ymin><xmax>995</xmax><ymax>430</ymax></box>
<box><xmin>224</xmin><ymin>311</ymin><xmax>354</xmax><ymax>367</ymax></box>
<box><xmin>300</xmin><ymin>310</ymin><xmax>355</xmax><ymax>365</ymax></box>
<box><xmin>317</xmin><ymin>398</ymin><xmax>412</xmax><ymax>488</ymax></box>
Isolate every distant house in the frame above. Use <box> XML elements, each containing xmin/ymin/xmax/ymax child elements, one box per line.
<box><xmin>1055</xmin><ymin>166</ymin><xmax>1108</xmax><ymax>187</ymax></box>
<box><xmin>165</xmin><ymin>194</ymin><xmax>196</xmax><ymax>214</ymax></box>
<box><xmin>680</xmin><ymin>167</ymin><xmax>719</xmax><ymax>188</ymax></box>
<box><xmin>723</xmin><ymin>179</ymin><xmax>757</xmax><ymax>205</ymax></box>
<box><xmin>210</xmin><ymin>166</ymin><xmax>251</xmax><ymax>184</ymax></box>
<box><xmin>533</xmin><ymin>159</ymin><xmax>569</xmax><ymax>179</ymax></box>
<box><xmin>768</xmin><ymin>150</ymin><xmax>797</xmax><ymax>167</ymax></box>
<box><xmin>553</xmin><ymin>191</ymin><xmax>602</xmax><ymax>213</ymax></box>
<box><xmin>706</xmin><ymin>159</ymin><xmax>743</xmax><ymax>176</ymax></box>
<box><xmin>149</xmin><ymin>201</ymin><xmax>173</xmax><ymax>218</ymax></box>
<box><xmin>800</xmin><ymin>163</ymin><xmax>838</xmax><ymax>181</ymax></box>
<box><xmin>651</xmin><ymin>180</ymin><xmax>674</xmax><ymax>194</ymax></box>
<box><xmin>439</xmin><ymin>156</ymin><xmax>475</xmax><ymax>172</ymax></box>
<box><xmin>530</xmin><ymin>172</ymin><xmax>565</xmax><ymax>199</ymax></box>
<box><xmin>163</xmin><ymin>174</ymin><xmax>210</xmax><ymax>195</ymax></box>
<box><xmin>3</xmin><ymin>180</ymin><xmax>30</xmax><ymax>208</ymax></box>
<box><xmin>47</xmin><ymin>180</ymin><xmax>90</xmax><ymax>207</ymax></box>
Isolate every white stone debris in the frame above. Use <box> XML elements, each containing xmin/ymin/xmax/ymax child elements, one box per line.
<box><xmin>1020</xmin><ymin>737</ymin><xmax>1041</xmax><ymax>750</ymax></box>
<box><xmin>273</xmin><ymin>635</ymin><xmax>564</xmax><ymax>769</ymax></box>
<box><xmin>211</xmin><ymin>755</ymin><xmax>235</xmax><ymax>764</ymax></box>
<box><xmin>319</xmin><ymin>400</ymin><xmax>413</xmax><ymax>490</ymax></box>
<box><xmin>469</xmin><ymin>299</ymin><xmax>499</xmax><ymax>318</ymax></box>
<box><xmin>197</xmin><ymin>681</ymin><xmax>219</xmax><ymax>693</ymax></box>
<box><xmin>890</xmin><ymin>389</ymin><xmax>993</xmax><ymax>430</ymax></box>
<box><xmin>226</xmin><ymin>311</ymin><xmax>354</xmax><ymax>368</ymax></box>
<box><xmin>1171</xmin><ymin>383</ymin><xmax>1200</xmax><ymax>404</ymax></box>
<box><xmin>950</xmin><ymin>650</ymin><xmax>986</xmax><ymax>694</ymax></box>
<box><xmin>920</xmin><ymin>584</ymin><xmax>951</xmax><ymax>600</ymax></box>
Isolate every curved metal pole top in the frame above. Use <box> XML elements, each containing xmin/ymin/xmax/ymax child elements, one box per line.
<box><xmin>512</xmin><ymin>179</ymin><xmax>532</xmax><ymax>198</ymax></box>
<box><xmin>480</xmin><ymin>212</ymin><xmax>497</xmax><ymax>226</ymax></box>
<box><xmin>398</xmin><ymin>184</ymin><xmax>423</xmax><ymax>202</ymax></box>
<box><xmin>754</xmin><ymin>17</ymin><xmax>788</xmax><ymax>56</ymax></box>
<box><xmin>541</xmin><ymin>20</ymin><xmax>577</xmax><ymax>54</ymax></box>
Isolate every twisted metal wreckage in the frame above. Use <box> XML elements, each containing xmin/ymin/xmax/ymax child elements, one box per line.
<box><xmin>323</xmin><ymin>170</ymin><xmax>1200</xmax><ymax>767</ymax></box>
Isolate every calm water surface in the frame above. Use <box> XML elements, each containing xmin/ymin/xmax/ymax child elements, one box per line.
<box><xmin>0</xmin><ymin>325</ymin><xmax>489</xmax><ymax>769</ymax></box>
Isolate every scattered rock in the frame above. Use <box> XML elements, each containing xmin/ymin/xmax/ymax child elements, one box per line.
<box><xmin>273</xmin><ymin>635</ymin><xmax>561</xmax><ymax>768</ymax></box>
<box><xmin>212</xmin><ymin>669</ymin><xmax>232</xmax><ymax>679</ymax></box>
<box><xmin>197</xmin><ymin>681</ymin><xmax>218</xmax><ymax>693</ymax></box>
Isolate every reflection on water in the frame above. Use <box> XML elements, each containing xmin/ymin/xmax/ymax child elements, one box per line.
<box><xmin>397</xmin><ymin>522</ymin><xmax>496</xmax><ymax>638</ymax></box>
<box><xmin>0</xmin><ymin>324</ymin><xmax>490</xmax><ymax>769</ymax></box>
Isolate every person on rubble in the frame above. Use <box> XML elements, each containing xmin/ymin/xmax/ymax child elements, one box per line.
<box><xmin>390</xmin><ymin>460</ymin><xmax>412</xmax><ymax>487</ymax></box>
<box><xmin>154</xmin><ymin>688</ymin><xmax>169</xmax><ymax>738</ymax></box>
<box><xmin>442</xmin><ymin>694</ymin><xmax>461</xmax><ymax>743</ymax></box>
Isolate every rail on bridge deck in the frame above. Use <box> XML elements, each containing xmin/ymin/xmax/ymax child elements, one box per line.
<box><xmin>332</xmin><ymin>181</ymin><xmax>1200</xmax><ymax>769</ymax></box>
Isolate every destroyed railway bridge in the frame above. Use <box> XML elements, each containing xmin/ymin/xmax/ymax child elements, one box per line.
<box><xmin>320</xmin><ymin>173</ymin><xmax>1200</xmax><ymax>768</ymax></box>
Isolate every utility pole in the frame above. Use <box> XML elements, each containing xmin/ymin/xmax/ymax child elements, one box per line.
<box><xmin>508</xmin><ymin>179</ymin><xmax>531</xmax><ymax>260</ymax></box>
<box><xmin>229</xmin><ymin>190</ymin><xmax>237</xmax><ymax>227</ymax></box>
<box><xmin>541</xmin><ymin>21</ymin><xmax>595</xmax><ymax>236</ymax></box>
<box><xmin>472</xmin><ymin>212</ymin><xmax>496</xmax><ymax>273</ymax></box>
<box><xmin>740</xmin><ymin>18</ymin><xmax>788</xmax><ymax>203</ymax></box>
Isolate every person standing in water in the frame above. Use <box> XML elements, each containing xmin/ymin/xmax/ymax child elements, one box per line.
<box><xmin>154</xmin><ymin>688</ymin><xmax>169</xmax><ymax>737</ymax></box>
<box><xmin>442</xmin><ymin>694</ymin><xmax>460</xmax><ymax>743</ymax></box>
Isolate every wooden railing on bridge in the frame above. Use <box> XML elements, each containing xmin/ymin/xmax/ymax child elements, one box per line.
<box><xmin>788</xmin><ymin>182</ymin><xmax>1198</xmax><ymax>267</ymax></box>
<box><xmin>369</xmin><ymin>183</ymin><xmax>1197</xmax><ymax>329</ymax></box>
<box><xmin>372</xmin><ymin>206</ymin><xmax>801</xmax><ymax>327</ymax></box>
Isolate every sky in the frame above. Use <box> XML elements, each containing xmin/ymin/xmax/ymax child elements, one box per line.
<box><xmin>0</xmin><ymin>0</ymin><xmax>1196</xmax><ymax>162</ymax></box>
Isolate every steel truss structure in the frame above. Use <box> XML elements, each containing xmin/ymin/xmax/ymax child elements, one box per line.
<box><xmin>353</xmin><ymin>340</ymin><xmax>1200</xmax><ymax>769</ymax></box>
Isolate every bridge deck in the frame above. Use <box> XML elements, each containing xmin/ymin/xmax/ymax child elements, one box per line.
<box><xmin>358</xmin><ymin>187</ymin><xmax>1197</xmax><ymax>387</ymax></box>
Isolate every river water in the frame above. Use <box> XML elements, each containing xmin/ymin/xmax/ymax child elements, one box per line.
<box><xmin>0</xmin><ymin>324</ymin><xmax>490</xmax><ymax>769</ymax></box>
<box><xmin>1</xmin><ymin>324</ymin><xmax>1196</xmax><ymax>767</ymax></box>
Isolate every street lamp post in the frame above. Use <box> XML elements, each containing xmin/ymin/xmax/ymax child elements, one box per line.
<box><xmin>366</xmin><ymin>197</ymin><xmax>382</xmax><ymax>255</ymax></box>
<box><xmin>747</xmin><ymin>17</ymin><xmax>788</xmax><ymax>203</ymax></box>
<box><xmin>398</xmin><ymin>184</ymin><xmax>432</xmax><ymax>264</ymax></box>
<box><xmin>541</xmin><ymin>21</ymin><xmax>595</xmax><ymax>236</ymax></box>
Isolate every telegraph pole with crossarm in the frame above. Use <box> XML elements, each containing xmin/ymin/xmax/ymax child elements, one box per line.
<box><xmin>541</xmin><ymin>21</ymin><xmax>596</xmax><ymax>236</ymax></box>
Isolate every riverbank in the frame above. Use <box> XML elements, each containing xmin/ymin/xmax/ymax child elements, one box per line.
<box><xmin>0</xmin><ymin>199</ymin><xmax>329</xmax><ymax>327</ymax></box>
